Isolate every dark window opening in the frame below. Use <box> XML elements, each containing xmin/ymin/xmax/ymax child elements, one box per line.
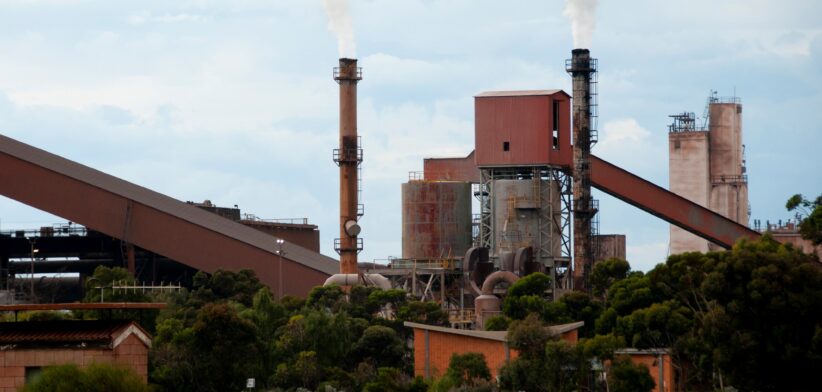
<box><xmin>25</xmin><ymin>367</ymin><xmax>43</xmax><ymax>385</ymax></box>
<box><xmin>674</xmin><ymin>140</ymin><xmax>681</xmax><ymax>149</ymax></box>
<box><xmin>552</xmin><ymin>100</ymin><xmax>560</xmax><ymax>149</ymax></box>
<box><xmin>503</xmin><ymin>141</ymin><xmax>510</xmax><ymax>151</ymax></box>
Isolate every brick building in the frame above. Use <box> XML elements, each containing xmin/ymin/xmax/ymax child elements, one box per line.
<box><xmin>0</xmin><ymin>320</ymin><xmax>151</xmax><ymax>391</ymax></box>
<box><xmin>405</xmin><ymin>321</ymin><xmax>583</xmax><ymax>379</ymax></box>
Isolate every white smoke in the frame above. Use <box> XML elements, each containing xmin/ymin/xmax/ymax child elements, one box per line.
<box><xmin>563</xmin><ymin>0</ymin><xmax>598</xmax><ymax>48</ymax></box>
<box><xmin>322</xmin><ymin>0</ymin><xmax>356</xmax><ymax>58</ymax></box>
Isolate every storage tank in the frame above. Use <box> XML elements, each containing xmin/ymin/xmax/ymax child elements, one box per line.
<box><xmin>492</xmin><ymin>179</ymin><xmax>561</xmax><ymax>264</ymax></box>
<box><xmin>402</xmin><ymin>181</ymin><xmax>472</xmax><ymax>259</ymax></box>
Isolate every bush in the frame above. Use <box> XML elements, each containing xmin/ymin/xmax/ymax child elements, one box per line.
<box><xmin>22</xmin><ymin>363</ymin><xmax>149</xmax><ymax>392</ymax></box>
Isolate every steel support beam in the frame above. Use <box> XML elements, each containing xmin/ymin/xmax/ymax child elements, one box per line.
<box><xmin>590</xmin><ymin>155</ymin><xmax>759</xmax><ymax>249</ymax></box>
<box><xmin>0</xmin><ymin>135</ymin><xmax>338</xmax><ymax>297</ymax></box>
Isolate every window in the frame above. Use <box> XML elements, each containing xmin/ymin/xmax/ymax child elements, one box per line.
<box><xmin>552</xmin><ymin>100</ymin><xmax>560</xmax><ymax>149</ymax></box>
<box><xmin>503</xmin><ymin>141</ymin><xmax>510</xmax><ymax>151</ymax></box>
<box><xmin>25</xmin><ymin>367</ymin><xmax>42</xmax><ymax>384</ymax></box>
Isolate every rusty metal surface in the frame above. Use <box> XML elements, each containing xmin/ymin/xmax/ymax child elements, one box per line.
<box><xmin>401</xmin><ymin>181</ymin><xmax>472</xmax><ymax>259</ymax></box>
<box><xmin>592</xmin><ymin>234</ymin><xmax>626</xmax><ymax>263</ymax></box>
<box><xmin>0</xmin><ymin>303</ymin><xmax>167</xmax><ymax>311</ymax></box>
<box><xmin>569</xmin><ymin>49</ymin><xmax>595</xmax><ymax>291</ymax></box>
<box><xmin>0</xmin><ymin>320</ymin><xmax>139</xmax><ymax>344</ymax></box>
<box><xmin>0</xmin><ymin>134</ymin><xmax>337</xmax><ymax>296</ymax></box>
<box><xmin>474</xmin><ymin>91</ymin><xmax>571</xmax><ymax>168</ymax></box>
<box><xmin>423</xmin><ymin>151</ymin><xmax>481</xmax><ymax>182</ymax></box>
<box><xmin>335</xmin><ymin>58</ymin><xmax>361</xmax><ymax>274</ymax></box>
<box><xmin>590</xmin><ymin>155</ymin><xmax>760</xmax><ymax>249</ymax></box>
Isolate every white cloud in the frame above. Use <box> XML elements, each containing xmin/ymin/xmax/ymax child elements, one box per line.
<box><xmin>128</xmin><ymin>12</ymin><xmax>209</xmax><ymax>26</ymax></box>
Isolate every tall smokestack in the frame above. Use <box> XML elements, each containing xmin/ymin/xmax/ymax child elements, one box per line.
<box><xmin>566</xmin><ymin>49</ymin><xmax>598</xmax><ymax>292</ymax></box>
<box><xmin>334</xmin><ymin>58</ymin><xmax>362</xmax><ymax>274</ymax></box>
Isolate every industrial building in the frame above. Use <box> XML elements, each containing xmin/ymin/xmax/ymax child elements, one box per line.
<box><xmin>0</xmin><ymin>50</ymin><xmax>762</xmax><ymax>331</ymax></box>
<box><xmin>668</xmin><ymin>92</ymin><xmax>749</xmax><ymax>254</ymax></box>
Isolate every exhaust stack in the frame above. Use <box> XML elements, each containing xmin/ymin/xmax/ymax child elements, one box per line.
<box><xmin>566</xmin><ymin>49</ymin><xmax>598</xmax><ymax>292</ymax></box>
<box><xmin>333</xmin><ymin>58</ymin><xmax>363</xmax><ymax>274</ymax></box>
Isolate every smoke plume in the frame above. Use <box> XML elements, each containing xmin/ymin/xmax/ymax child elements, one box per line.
<box><xmin>563</xmin><ymin>0</ymin><xmax>598</xmax><ymax>48</ymax></box>
<box><xmin>322</xmin><ymin>0</ymin><xmax>356</xmax><ymax>58</ymax></box>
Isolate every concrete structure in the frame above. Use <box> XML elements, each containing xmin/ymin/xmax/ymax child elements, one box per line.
<box><xmin>405</xmin><ymin>321</ymin><xmax>583</xmax><ymax>379</ymax></box>
<box><xmin>401</xmin><ymin>181</ymin><xmax>472</xmax><ymax>260</ymax></box>
<box><xmin>613</xmin><ymin>349</ymin><xmax>675</xmax><ymax>392</ymax></box>
<box><xmin>669</xmin><ymin>96</ymin><xmax>749</xmax><ymax>254</ymax></box>
<box><xmin>0</xmin><ymin>320</ymin><xmax>151</xmax><ymax>390</ymax></box>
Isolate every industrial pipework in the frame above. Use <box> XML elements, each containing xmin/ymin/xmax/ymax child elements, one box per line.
<box><xmin>333</xmin><ymin>58</ymin><xmax>363</xmax><ymax>274</ymax></box>
<box><xmin>566</xmin><ymin>49</ymin><xmax>598</xmax><ymax>292</ymax></box>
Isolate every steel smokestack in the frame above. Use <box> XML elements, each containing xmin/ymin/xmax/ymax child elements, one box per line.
<box><xmin>333</xmin><ymin>58</ymin><xmax>362</xmax><ymax>275</ymax></box>
<box><xmin>566</xmin><ymin>48</ymin><xmax>597</xmax><ymax>292</ymax></box>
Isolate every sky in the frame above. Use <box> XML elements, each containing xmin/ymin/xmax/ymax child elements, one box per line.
<box><xmin>0</xmin><ymin>0</ymin><xmax>820</xmax><ymax>272</ymax></box>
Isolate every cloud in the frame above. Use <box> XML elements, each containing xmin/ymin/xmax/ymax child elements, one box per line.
<box><xmin>594</xmin><ymin>118</ymin><xmax>666</xmax><ymax>180</ymax></box>
<box><xmin>127</xmin><ymin>12</ymin><xmax>209</xmax><ymax>25</ymax></box>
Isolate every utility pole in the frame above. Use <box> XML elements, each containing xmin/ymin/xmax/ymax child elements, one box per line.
<box><xmin>29</xmin><ymin>239</ymin><xmax>38</xmax><ymax>303</ymax></box>
<box><xmin>276</xmin><ymin>238</ymin><xmax>285</xmax><ymax>299</ymax></box>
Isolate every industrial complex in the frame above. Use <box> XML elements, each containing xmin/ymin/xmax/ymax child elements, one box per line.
<box><xmin>0</xmin><ymin>47</ymin><xmax>779</xmax><ymax>326</ymax></box>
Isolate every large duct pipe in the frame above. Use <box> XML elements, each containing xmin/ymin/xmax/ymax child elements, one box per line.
<box><xmin>323</xmin><ymin>273</ymin><xmax>391</xmax><ymax>291</ymax></box>
<box><xmin>567</xmin><ymin>49</ymin><xmax>597</xmax><ymax>292</ymax></box>
<box><xmin>334</xmin><ymin>58</ymin><xmax>363</xmax><ymax>274</ymax></box>
<box><xmin>475</xmin><ymin>271</ymin><xmax>520</xmax><ymax>330</ymax></box>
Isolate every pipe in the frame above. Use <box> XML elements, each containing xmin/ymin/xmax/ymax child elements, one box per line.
<box><xmin>334</xmin><ymin>58</ymin><xmax>362</xmax><ymax>275</ymax></box>
<box><xmin>475</xmin><ymin>271</ymin><xmax>519</xmax><ymax>329</ymax></box>
<box><xmin>480</xmin><ymin>270</ymin><xmax>519</xmax><ymax>295</ymax></box>
<box><xmin>323</xmin><ymin>273</ymin><xmax>391</xmax><ymax>291</ymax></box>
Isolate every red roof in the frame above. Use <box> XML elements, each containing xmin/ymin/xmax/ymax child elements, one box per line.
<box><xmin>0</xmin><ymin>320</ymin><xmax>149</xmax><ymax>348</ymax></box>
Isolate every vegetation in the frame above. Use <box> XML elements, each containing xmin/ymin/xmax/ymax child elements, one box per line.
<box><xmin>38</xmin><ymin>227</ymin><xmax>819</xmax><ymax>391</ymax></box>
<box><xmin>21</xmin><ymin>363</ymin><xmax>149</xmax><ymax>392</ymax></box>
<box><xmin>786</xmin><ymin>193</ymin><xmax>822</xmax><ymax>245</ymax></box>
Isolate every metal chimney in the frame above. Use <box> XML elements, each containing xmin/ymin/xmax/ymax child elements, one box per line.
<box><xmin>333</xmin><ymin>58</ymin><xmax>363</xmax><ymax>274</ymax></box>
<box><xmin>566</xmin><ymin>49</ymin><xmax>598</xmax><ymax>292</ymax></box>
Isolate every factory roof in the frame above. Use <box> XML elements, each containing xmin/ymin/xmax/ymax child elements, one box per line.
<box><xmin>0</xmin><ymin>134</ymin><xmax>338</xmax><ymax>276</ymax></box>
<box><xmin>0</xmin><ymin>320</ymin><xmax>151</xmax><ymax>348</ymax></box>
<box><xmin>404</xmin><ymin>320</ymin><xmax>584</xmax><ymax>342</ymax></box>
<box><xmin>475</xmin><ymin>89</ymin><xmax>569</xmax><ymax>98</ymax></box>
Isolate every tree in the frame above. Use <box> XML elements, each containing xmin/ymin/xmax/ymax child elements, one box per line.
<box><xmin>441</xmin><ymin>352</ymin><xmax>492</xmax><ymax>388</ymax></box>
<box><xmin>352</xmin><ymin>325</ymin><xmax>406</xmax><ymax>368</ymax></box>
<box><xmin>786</xmin><ymin>193</ymin><xmax>822</xmax><ymax>245</ymax></box>
<box><xmin>483</xmin><ymin>315</ymin><xmax>510</xmax><ymax>331</ymax></box>
<box><xmin>595</xmin><ymin>236</ymin><xmax>822</xmax><ymax>390</ymax></box>
<box><xmin>502</xmin><ymin>272</ymin><xmax>553</xmax><ymax>320</ymax></box>
<box><xmin>608</xmin><ymin>356</ymin><xmax>655</xmax><ymax>392</ymax></box>
<box><xmin>397</xmin><ymin>300</ymin><xmax>449</xmax><ymax>327</ymax></box>
<box><xmin>557</xmin><ymin>291</ymin><xmax>603</xmax><ymax>338</ymax></box>
<box><xmin>591</xmin><ymin>258</ymin><xmax>631</xmax><ymax>298</ymax></box>
<box><xmin>22</xmin><ymin>363</ymin><xmax>149</xmax><ymax>392</ymax></box>
<box><xmin>79</xmin><ymin>266</ymin><xmax>154</xmax><ymax>325</ymax></box>
<box><xmin>151</xmin><ymin>303</ymin><xmax>262</xmax><ymax>392</ymax></box>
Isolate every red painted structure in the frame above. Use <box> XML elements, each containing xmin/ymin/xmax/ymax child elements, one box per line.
<box><xmin>0</xmin><ymin>134</ymin><xmax>338</xmax><ymax>297</ymax></box>
<box><xmin>589</xmin><ymin>155</ymin><xmax>760</xmax><ymax>248</ymax></box>
<box><xmin>474</xmin><ymin>90</ymin><xmax>572</xmax><ymax>168</ymax></box>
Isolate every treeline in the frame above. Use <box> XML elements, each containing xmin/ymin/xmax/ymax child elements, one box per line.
<box><xmin>22</xmin><ymin>233</ymin><xmax>822</xmax><ymax>391</ymax></box>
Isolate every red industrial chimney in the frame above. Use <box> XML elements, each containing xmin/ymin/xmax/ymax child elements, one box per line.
<box><xmin>333</xmin><ymin>58</ymin><xmax>363</xmax><ymax>274</ymax></box>
<box><xmin>566</xmin><ymin>49</ymin><xmax>598</xmax><ymax>292</ymax></box>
